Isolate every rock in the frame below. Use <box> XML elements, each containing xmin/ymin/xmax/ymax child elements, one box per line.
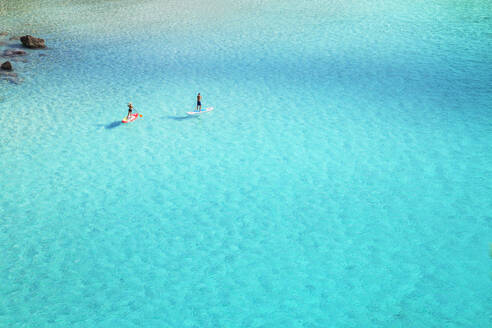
<box><xmin>9</xmin><ymin>36</ymin><xmax>20</xmax><ymax>41</ymax></box>
<box><xmin>2</xmin><ymin>49</ymin><xmax>27</xmax><ymax>57</ymax></box>
<box><xmin>20</xmin><ymin>35</ymin><xmax>45</xmax><ymax>49</ymax></box>
<box><xmin>1</xmin><ymin>61</ymin><xmax>12</xmax><ymax>71</ymax></box>
<box><xmin>0</xmin><ymin>41</ymin><xmax>7</xmax><ymax>46</ymax></box>
<box><xmin>0</xmin><ymin>32</ymin><xmax>8</xmax><ymax>36</ymax></box>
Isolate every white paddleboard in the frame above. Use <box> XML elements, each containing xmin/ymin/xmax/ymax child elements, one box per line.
<box><xmin>187</xmin><ymin>107</ymin><xmax>214</xmax><ymax>115</ymax></box>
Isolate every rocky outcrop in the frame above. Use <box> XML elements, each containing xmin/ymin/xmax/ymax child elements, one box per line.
<box><xmin>1</xmin><ymin>61</ymin><xmax>13</xmax><ymax>71</ymax></box>
<box><xmin>0</xmin><ymin>32</ymin><xmax>8</xmax><ymax>36</ymax></box>
<box><xmin>20</xmin><ymin>35</ymin><xmax>45</xmax><ymax>49</ymax></box>
<box><xmin>0</xmin><ymin>35</ymin><xmax>47</xmax><ymax>85</ymax></box>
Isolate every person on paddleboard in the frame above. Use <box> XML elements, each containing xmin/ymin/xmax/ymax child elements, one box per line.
<box><xmin>127</xmin><ymin>102</ymin><xmax>134</xmax><ymax>119</ymax></box>
<box><xmin>196</xmin><ymin>93</ymin><xmax>202</xmax><ymax>112</ymax></box>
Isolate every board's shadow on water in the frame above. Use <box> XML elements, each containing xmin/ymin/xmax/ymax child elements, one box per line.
<box><xmin>95</xmin><ymin>121</ymin><xmax>122</xmax><ymax>129</ymax></box>
<box><xmin>167</xmin><ymin>115</ymin><xmax>192</xmax><ymax>121</ymax></box>
<box><xmin>105</xmin><ymin>121</ymin><xmax>122</xmax><ymax>129</ymax></box>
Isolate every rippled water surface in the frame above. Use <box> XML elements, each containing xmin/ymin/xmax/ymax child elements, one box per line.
<box><xmin>1</xmin><ymin>0</ymin><xmax>491</xmax><ymax>327</ymax></box>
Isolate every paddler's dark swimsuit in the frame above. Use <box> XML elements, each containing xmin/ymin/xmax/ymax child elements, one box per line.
<box><xmin>197</xmin><ymin>94</ymin><xmax>202</xmax><ymax>111</ymax></box>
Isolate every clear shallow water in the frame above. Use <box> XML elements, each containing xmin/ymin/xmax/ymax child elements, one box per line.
<box><xmin>1</xmin><ymin>0</ymin><xmax>491</xmax><ymax>327</ymax></box>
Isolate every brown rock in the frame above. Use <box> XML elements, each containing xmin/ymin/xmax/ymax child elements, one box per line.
<box><xmin>1</xmin><ymin>61</ymin><xmax>13</xmax><ymax>71</ymax></box>
<box><xmin>0</xmin><ymin>32</ymin><xmax>8</xmax><ymax>36</ymax></box>
<box><xmin>20</xmin><ymin>35</ymin><xmax>46</xmax><ymax>49</ymax></box>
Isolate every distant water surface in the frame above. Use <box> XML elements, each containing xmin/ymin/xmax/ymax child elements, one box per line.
<box><xmin>0</xmin><ymin>0</ymin><xmax>491</xmax><ymax>327</ymax></box>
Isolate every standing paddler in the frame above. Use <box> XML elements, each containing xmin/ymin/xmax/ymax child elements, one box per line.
<box><xmin>196</xmin><ymin>93</ymin><xmax>202</xmax><ymax>112</ymax></box>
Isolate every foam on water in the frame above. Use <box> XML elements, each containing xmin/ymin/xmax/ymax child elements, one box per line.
<box><xmin>1</xmin><ymin>0</ymin><xmax>491</xmax><ymax>327</ymax></box>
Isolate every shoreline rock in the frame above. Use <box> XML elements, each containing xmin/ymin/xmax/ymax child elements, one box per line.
<box><xmin>0</xmin><ymin>35</ymin><xmax>47</xmax><ymax>85</ymax></box>
<box><xmin>1</xmin><ymin>61</ymin><xmax>13</xmax><ymax>71</ymax></box>
<box><xmin>20</xmin><ymin>35</ymin><xmax>46</xmax><ymax>49</ymax></box>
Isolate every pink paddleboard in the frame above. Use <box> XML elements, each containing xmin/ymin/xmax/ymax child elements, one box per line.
<box><xmin>122</xmin><ymin>113</ymin><xmax>139</xmax><ymax>123</ymax></box>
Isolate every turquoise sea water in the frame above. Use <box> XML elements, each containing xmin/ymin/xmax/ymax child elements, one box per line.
<box><xmin>1</xmin><ymin>0</ymin><xmax>491</xmax><ymax>326</ymax></box>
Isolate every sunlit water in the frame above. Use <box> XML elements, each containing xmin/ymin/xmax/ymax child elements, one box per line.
<box><xmin>1</xmin><ymin>0</ymin><xmax>491</xmax><ymax>327</ymax></box>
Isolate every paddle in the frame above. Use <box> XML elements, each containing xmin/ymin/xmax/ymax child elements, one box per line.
<box><xmin>134</xmin><ymin>107</ymin><xmax>143</xmax><ymax>118</ymax></box>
